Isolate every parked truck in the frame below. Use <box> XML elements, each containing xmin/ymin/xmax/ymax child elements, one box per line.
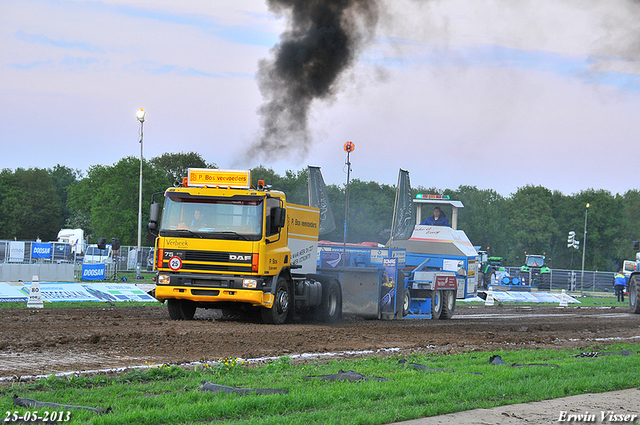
<box><xmin>148</xmin><ymin>169</ymin><xmax>342</xmax><ymax>324</ymax></box>
<box><xmin>57</xmin><ymin>228</ymin><xmax>85</xmax><ymax>260</ymax></box>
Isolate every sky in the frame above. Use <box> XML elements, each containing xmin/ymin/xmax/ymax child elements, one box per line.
<box><xmin>2</xmin><ymin>0</ymin><xmax>640</xmax><ymax>197</ymax></box>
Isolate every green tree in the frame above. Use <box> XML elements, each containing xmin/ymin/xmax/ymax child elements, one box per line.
<box><xmin>573</xmin><ymin>189</ymin><xmax>621</xmax><ymax>271</ymax></box>
<box><xmin>0</xmin><ymin>168</ymin><xmax>63</xmax><ymax>241</ymax></box>
<box><xmin>250</xmin><ymin>166</ymin><xmax>309</xmax><ymax>205</ymax></box>
<box><xmin>505</xmin><ymin>185</ymin><xmax>558</xmax><ymax>265</ymax></box>
<box><xmin>150</xmin><ymin>152</ymin><xmax>216</xmax><ymax>184</ymax></box>
<box><xmin>619</xmin><ymin>190</ymin><xmax>640</xmax><ymax>262</ymax></box>
<box><xmin>47</xmin><ymin>164</ymin><xmax>81</xmax><ymax>225</ymax></box>
<box><xmin>548</xmin><ymin>190</ymin><xmax>581</xmax><ymax>270</ymax></box>
<box><xmin>67</xmin><ymin>157</ymin><xmax>169</xmax><ymax>245</ymax></box>
<box><xmin>346</xmin><ymin>179</ymin><xmax>396</xmax><ymax>243</ymax></box>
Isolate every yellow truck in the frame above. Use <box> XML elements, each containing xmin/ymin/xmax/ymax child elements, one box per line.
<box><xmin>148</xmin><ymin>169</ymin><xmax>342</xmax><ymax>324</ymax></box>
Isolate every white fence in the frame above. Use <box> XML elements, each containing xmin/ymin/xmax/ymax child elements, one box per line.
<box><xmin>0</xmin><ymin>240</ymin><xmax>154</xmax><ymax>273</ymax></box>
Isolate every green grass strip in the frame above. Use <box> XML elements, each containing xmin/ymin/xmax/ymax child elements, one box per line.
<box><xmin>1</xmin><ymin>344</ymin><xmax>639</xmax><ymax>424</ymax></box>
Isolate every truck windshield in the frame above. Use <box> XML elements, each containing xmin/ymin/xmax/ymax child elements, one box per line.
<box><xmin>159</xmin><ymin>196</ymin><xmax>263</xmax><ymax>241</ymax></box>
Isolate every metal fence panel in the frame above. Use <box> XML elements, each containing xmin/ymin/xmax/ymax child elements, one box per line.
<box><xmin>502</xmin><ymin>267</ymin><xmax>614</xmax><ymax>292</ymax></box>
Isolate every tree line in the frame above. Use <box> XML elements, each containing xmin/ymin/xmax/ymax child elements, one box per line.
<box><xmin>0</xmin><ymin>152</ymin><xmax>636</xmax><ymax>272</ymax></box>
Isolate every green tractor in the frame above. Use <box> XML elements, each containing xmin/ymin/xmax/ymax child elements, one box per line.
<box><xmin>519</xmin><ymin>254</ymin><xmax>551</xmax><ymax>289</ymax></box>
<box><xmin>477</xmin><ymin>250</ymin><xmax>504</xmax><ymax>289</ymax></box>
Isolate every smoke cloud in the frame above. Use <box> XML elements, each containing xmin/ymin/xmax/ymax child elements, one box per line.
<box><xmin>247</xmin><ymin>0</ymin><xmax>381</xmax><ymax>162</ymax></box>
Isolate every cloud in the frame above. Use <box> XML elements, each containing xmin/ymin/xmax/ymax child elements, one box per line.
<box><xmin>14</xmin><ymin>29</ymin><xmax>105</xmax><ymax>53</ymax></box>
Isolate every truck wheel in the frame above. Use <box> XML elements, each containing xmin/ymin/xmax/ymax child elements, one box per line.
<box><xmin>167</xmin><ymin>299</ymin><xmax>196</xmax><ymax>320</ymax></box>
<box><xmin>431</xmin><ymin>290</ymin><xmax>442</xmax><ymax>320</ymax></box>
<box><xmin>261</xmin><ymin>277</ymin><xmax>290</xmax><ymax>324</ymax></box>
<box><xmin>317</xmin><ymin>279</ymin><xmax>342</xmax><ymax>323</ymax></box>
<box><xmin>630</xmin><ymin>275</ymin><xmax>640</xmax><ymax>314</ymax></box>
<box><xmin>439</xmin><ymin>290</ymin><xmax>456</xmax><ymax>320</ymax></box>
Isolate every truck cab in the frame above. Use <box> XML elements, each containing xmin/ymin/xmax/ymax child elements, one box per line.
<box><xmin>150</xmin><ymin>169</ymin><xmax>336</xmax><ymax>324</ymax></box>
<box><xmin>83</xmin><ymin>244</ymin><xmax>113</xmax><ymax>264</ymax></box>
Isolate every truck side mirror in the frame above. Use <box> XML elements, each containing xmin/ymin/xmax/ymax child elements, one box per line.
<box><xmin>634</xmin><ymin>241</ymin><xmax>639</xmax><ymax>251</ymax></box>
<box><xmin>148</xmin><ymin>202</ymin><xmax>161</xmax><ymax>231</ymax></box>
<box><xmin>271</xmin><ymin>207</ymin><xmax>286</xmax><ymax>230</ymax></box>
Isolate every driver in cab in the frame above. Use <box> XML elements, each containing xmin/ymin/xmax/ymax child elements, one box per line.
<box><xmin>178</xmin><ymin>209</ymin><xmax>207</xmax><ymax>230</ymax></box>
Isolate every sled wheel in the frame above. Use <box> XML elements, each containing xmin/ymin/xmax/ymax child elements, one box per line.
<box><xmin>439</xmin><ymin>290</ymin><xmax>456</xmax><ymax>320</ymax></box>
<box><xmin>261</xmin><ymin>277</ymin><xmax>290</xmax><ymax>324</ymax></box>
<box><xmin>431</xmin><ymin>290</ymin><xmax>443</xmax><ymax>320</ymax></box>
<box><xmin>402</xmin><ymin>290</ymin><xmax>410</xmax><ymax>317</ymax></box>
<box><xmin>167</xmin><ymin>299</ymin><xmax>196</xmax><ymax>320</ymax></box>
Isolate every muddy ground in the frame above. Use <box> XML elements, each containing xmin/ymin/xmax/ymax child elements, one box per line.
<box><xmin>1</xmin><ymin>301</ymin><xmax>639</xmax><ymax>380</ymax></box>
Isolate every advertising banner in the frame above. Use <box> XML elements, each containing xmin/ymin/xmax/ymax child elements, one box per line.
<box><xmin>188</xmin><ymin>168</ymin><xmax>250</xmax><ymax>188</ymax></box>
<box><xmin>9</xmin><ymin>241</ymin><xmax>25</xmax><ymax>262</ymax></box>
<box><xmin>320</xmin><ymin>250</ymin><xmax>350</xmax><ymax>268</ymax></box>
<box><xmin>0</xmin><ymin>282</ymin><xmax>29</xmax><ymax>302</ymax></box>
<box><xmin>380</xmin><ymin>258</ymin><xmax>398</xmax><ymax>314</ymax></box>
<box><xmin>81</xmin><ymin>263</ymin><xmax>106</xmax><ymax>281</ymax></box>
<box><xmin>31</xmin><ymin>242</ymin><xmax>52</xmax><ymax>259</ymax></box>
<box><xmin>79</xmin><ymin>284</ymin><xmax>157</xmax><ymax>302</ymax></box>
<box><xmin>0</xmin><ymin>282</ymin><xmax>158</xmax><ymax>303</ymax></box>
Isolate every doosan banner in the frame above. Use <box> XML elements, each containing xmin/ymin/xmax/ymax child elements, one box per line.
<box><xmin>31</xmin><ymin>242</ymin><xmax>52</xmax><ymax>259</ymax></box>
<box><xmin>82</xmin><ymin>264</ymin><xmax>106</xmax><ymax>281</ymax></box>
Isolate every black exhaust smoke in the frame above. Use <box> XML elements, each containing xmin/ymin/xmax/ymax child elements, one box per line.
<box><xmin>247</xmin><ymin>0</ymin><xmax>380</xmax><ymax>161</ymax></box>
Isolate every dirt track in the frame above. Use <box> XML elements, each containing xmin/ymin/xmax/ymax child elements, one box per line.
<box><xmin>1</xmin><ymin>302</ymin><xmax>639</xmax><ymax>379</ymax></box>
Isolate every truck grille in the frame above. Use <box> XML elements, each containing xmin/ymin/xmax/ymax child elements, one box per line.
<box><xmin>179</xmin><ymin>263</ymin><xmax>251</xmax><ymax>273</ymax></box>
<box><xmin>161</xmin><ymin>249</ymin><xmax>253</xmax><ymax>273</ymax></box>
<box><xmin>184</xmin><ymin>251</ymin><xmax>230</xmax><ymax>262</ymax></box>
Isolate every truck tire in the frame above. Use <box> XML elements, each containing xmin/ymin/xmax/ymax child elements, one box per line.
<box><xmin>318</xmin><ymin>279</ymin><xmax>342</xmax><ymax>323</ymax></box>
<box><xmin>431</xmin><ymin>290</ymin><xmax>442</xmax><ymax>320</ymax></box>
<box><xmin>439</xmin><ymin>290</ymin><xmax>456</xmax><ymax>320</ymax></box>
<box><xmin>261</xmin><ymin>277</ymin><xmax>290</xmax><ymax>325</ymax></box>
<box><xmin>167</xmin><ymin>299</ymin><xmax>196</xmax><ymax>320</ymax></box>
<box><xmin>630</xmin><ymin>275</ymin><xmax>640</xmax><ymax>314</ymax></box>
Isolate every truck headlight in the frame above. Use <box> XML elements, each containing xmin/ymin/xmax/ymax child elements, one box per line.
<box><xmin>243</xmin><ymin>279</ymin><xmax>257</xmax><ymax>289</ymax></box>
<box><xmin>157</xmin><ymin>275</ymin><xmax>171</xmax><ymax>285</ymax></box>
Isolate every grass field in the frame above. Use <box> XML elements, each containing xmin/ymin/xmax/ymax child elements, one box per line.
<box><xmin>1</xmin><ymin>344</ymin><xmax>639</xmax><ymax>424</ymax></box>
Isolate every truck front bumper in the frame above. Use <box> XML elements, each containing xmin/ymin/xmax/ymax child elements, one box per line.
<box><xmin>153</xmin><ymin>272</ymin><xmax>274</xmax><ymax>307</ymax></box>
<box><xmin>154</xmin><ymin>285</ymin><xmax>274</xmax><ymax>307</ymax></box>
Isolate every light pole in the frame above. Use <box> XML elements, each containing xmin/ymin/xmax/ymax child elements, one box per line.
<box><xmin>136</xmin><ymin>108</ymin><xmax>146</xmax><ymax>279</ymax></box>
<box><xmin>580</xmin><ymin>203</ymin><xmax>590</xmax><ymax>292</ymax></box>
<box><xmin>342</xmin><ymin>141</ymin><xmax>355</xmax><ymax>266</ymax></box>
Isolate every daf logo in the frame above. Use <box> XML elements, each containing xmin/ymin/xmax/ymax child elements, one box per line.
<box><xmin>229</xmin><ymin>254</ymin><xmax>251</xmax><ymax>262</ymax></box>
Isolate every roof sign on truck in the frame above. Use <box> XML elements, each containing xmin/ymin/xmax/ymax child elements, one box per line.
<box><xmin>187</xmin><ymin>169</ymin><xmax>251</xmax><ymax>188</ymax></box>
